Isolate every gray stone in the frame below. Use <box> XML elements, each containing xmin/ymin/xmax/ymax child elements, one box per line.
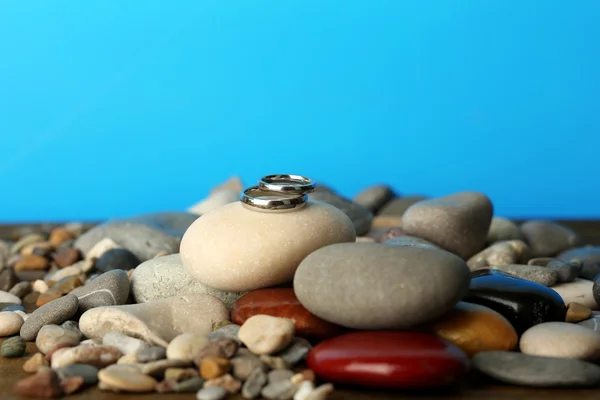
<box><xmin>136</xmin><ymin>346</ymin><xmax>166</xmax><ymax>363</ymax></box>
<box><xmin>276</xmin><ymin>338</ymin><xmax>311</xmax><ymax>366</ymax></box>
<box><xmin>61</xmin><ymin>320</ymin><xmax>84</xmax><ymax>340</ymax></box>
<box><xmin>489</xmin><ymin>264</ymin><xmax>557</xmax><ymax>286</ymax></box>
<box><xmin>578</xmin><ymin>316</ymin><xmax>600</xmax><ymax>332</ymax></box>
<box><xmin>261</xmin><ymin>380</ymin><xmax>298</xmax><ymax>400</ymax></box>
<box><xmin>293</xmin><ymin>243</ymin><xmax>471</xmax><ymax>329</ymax></box>
<box><xmin>1</xmin><ymin>336</ymin><xmax>26</xmax><ymax>357</ymax></box>
<box><xmin>208</xmin><ymin>324</ymin><xmax>241</xmax><ymax>343</ymax></box>
<box><xmin>131</xmin><ymin>254</ymin><xmax>245</xmax><ymax>309</ymax></box>
<box><xmin>557</xmin><ymin>246</ymin><xmax>600</xmax><ymax>280</ymax></box>
<box><xmin>548</xmin><ymin>259</ymin><xmax>581</xmax><ymax>283</ymax></box>
<box><xmin>0</xmin><ymin>268</ymin><xmax>19</xmax><ymax>292</ymax></box>
<box><xmin>308</xmin><ymin>190</ymin><xmax>373</xmax><ymax>236</ymax></box>
<box><xmin>401</xmin><ymin>192</ymin><xmax>493</xmax><ymax>260</ymax></box>
<box><xmin>174</xmin><ymin>376</ymin><xmax>205</xmax><ymax>392</ymax></box>
<box><xmin>231</xmin><ymin>355</ymin><xmax>267</xmax><ymax>381</ymax></box>
<box><xmin>487</xmin><ymin>217</ymin><xmax>524</xmax><ymax>243</ymax></box>
<box><xmin>20</xmin><ymin>294</ymin><xmax>79</xmax><ymax>341</ymax></box>
<box><xmin>9</xmin><ymin>281</ymin><xmax>32</xmax><ymax>299</ymax></box>
<box><xmin>74</xmin><ymin>213</ymin><xmax>199</xmax><ymax>262</ymax></box>
<box><xmin>70</xmin><ymin>269</ymin><xmax>130</xmax><ymax>313</ymax></box>
<box><xmin>268</xmin><ymin>369</ymin><xmax>294</xmax><ymax>383</ymax></box>
<box><xmin>521</xmin><ymin>220</ymin><xmax>579</xmax><ymax>258</ymax></box>
<box><xmin>472</xmin><ymin>351</ymin><xmax>600</xmax><ymax>387</ymax></box>
<box><xmin>378</xmin><ymin>196</ymin><xmax>428</xmax><ymax>216</ymax></box>
<box><xmin>95</xmin><ymin>248</ymin><xmax>140</xmax><ymax>272</ymax></box>
<box><xmin>352</xmin><ymin>185</ymin><xmax>395</xmax><ymax>214</ymax></box>
<box><xmin>0</xmin><ymin>240</ymin><xmax>8</xmax><ymax>272</ymax></box>
<box><xmin>197</xmin><ymin>386</ymin><xmax>227</xmax><ymax>400</ymax></box>
<box><xmin>383</xmin><ymin>235</ymin><xmax>439</xmax><ymax>250</ymax></box>
<box><xmin>242</xmin><ymin>368</ymin><xmax>268</xmax><ymax>399</ymax></box>
<box><xmin>57</xmin><ymin>363</ymin><xmax>99</xmax><ymax>385</ymax></box>
<box><xmin>103</xmin><ymin>332</ymin><xmax>149</xmax><ymax>355</ymax></box>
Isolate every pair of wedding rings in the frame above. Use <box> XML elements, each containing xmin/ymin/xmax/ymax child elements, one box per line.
<box><xmin>241</xmin><ymin>174</ymin><xmax>316</xmax><ymax>211</ymax></box>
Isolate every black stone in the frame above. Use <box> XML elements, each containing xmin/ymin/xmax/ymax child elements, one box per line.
<box><xmin>95</xmin><ymin>248</ymin><xmax>140</xmax><ymax>272</ymax></box>
<box><xmin>464</xmin><ymin>269</ymin><xmax>566</xmax><ymax>335</ymax></box>
<box><xmin>557</xmin><ymin>246</ymin><xmax>600</xmax><ymax>280</ymax></box>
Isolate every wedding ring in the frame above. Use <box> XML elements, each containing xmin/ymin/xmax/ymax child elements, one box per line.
<box><xmin>241</xmin><ymin>186</ymin><xmax>307</xmax><ymax>211</ymax></box>
<box><xmin>258</xmin><ymin>174</ymin><xmax>316</xmax><ymax>195</ymax></box>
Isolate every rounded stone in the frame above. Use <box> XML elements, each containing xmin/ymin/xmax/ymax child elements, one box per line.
<box><xmin>473</xmin><ymin>351</ymin><xmax>600</xmax><ymax>387</ymax></box>
<box><xmin>401</xmin><ymin>191</ymin><xmax>493</xmax><ymax>259</ymax></box>
<box><xmin>231</xmin><ymin>288</ymin><xmax>345</xmax><ymax>340</ymax></box>
<box><xmin>307</xmin><ymin>331</ymin><xmax>469</xmax><ymax>389</ymax></box>
<box><xmin>167</xmin><ymin>333</ymin><xmax>209</xmax><ymax>362</ymax></box>
<box><xmin>0</xmin><ymin>311</ymin><xmax>24</xmax><ymax>336</ymax></box>
<box><xmin>95</xmin><ymin>248</ymin><xmax>140</xmax><ymax>273</ymax></box>
<box><xmin>378</xmin><ymin>196</ymin><xmax>428</xmax><ymax>216</ymax></box>
<box><xmin>57</xmin><ymin>364</ymin><xmax>99</xmax><ymax>385</ymax></box>
<box><xmin>486</xmin><ymin>217</ymin><xmax>524</xmax><ymax>243</ymax></box>
<box><xmin>196</xmin><ymin>386</ymin><xmax>228</xmax><ymax>400</ymax></box>
<box><xmin>238</xmin><ymin>315</ymin><xmax>295</xmax><ymax>355</ymax></box>
<box><xmin>131</xmin><ymin>254</ymin><xmax>245</xmax><ymax>309</ymax></box>
<box><xmin>70</xmin><ymin>269</ymin><xmax>130</xmax><ymax>313</ymax></box>
<box><xmin>551</xmin><ymin>279</ymin><xmax>598</xmax><ymax>310</ymax></box>
<box><xmin>489</xmin><ymin>264</ymin><xmax>557</xmax><ymax>286</ymax></box>
<box><xmin>424</xmin><ymin>301</ymin><xmax>518</xmax><ymax>357</ymax></box>
<box><xmin>36</xmin><ymin>324</ymin><xmax>81</xmax><ymax>354</ymax></box>
<box><xmin>520</xmin><ymin>322</ymin><xmax>600</xmax><ymax>360</ymax></box>
<box><xmin>308</xmin><ymin>190</ymin><xmax>373</xmax><ymax>235</ymax></box>
<box><xmin>557</xmin><ymin>246</ymin><xmax>600</xmax><ymax>280</ymax></box>
<box><xmin>0</xmin><ymin>291</ymin><xmax>22</xmax><ymax>305</ymax></box>
<box><xmin>98</xmin><ymin>368</ymin><xmax>157</xmax><ymax>393</ymax></box>
<box><xmin>521</xmin><ymin>220</ymin><xmax>579</xmax><ymax>257</ymax></box>
<box><xmin>1</xmin><ymin>335</ymin><xmax>26</xmax><ymax>357</ymax></box>
<box><xmin>352</xmin><ymin>185</ymin><xmax>395</xmax><ymax>214</ymax></box>
<box><xmin>20</xmin><ymin>294</ymin><xmax>79</xmax><ymax>341</ymax></box>
<box><xmin>180</xmin><ymin>201</ymin><xmax>356</xmax><ymax>292</ymax></box>
<box><xmin>294</xmin><ymin>243</ymin><xmax>471</xmax><ymax>329</ymax></box>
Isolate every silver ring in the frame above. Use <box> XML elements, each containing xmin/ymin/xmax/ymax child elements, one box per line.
<box><xmin>258</xmin><ymin>174</ymin><xmax>316</xmax><ymax>195</ymax></box>
<box><xmin>241</xmin><ymin>186</ymin><xmax>307</xmax><ymax>211</ymax></box>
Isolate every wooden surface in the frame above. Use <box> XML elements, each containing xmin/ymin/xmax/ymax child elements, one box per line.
<box><xmin>1</xmin><ymin>220</ymin><xmax>600</xmax><ymax>399</ymax></box>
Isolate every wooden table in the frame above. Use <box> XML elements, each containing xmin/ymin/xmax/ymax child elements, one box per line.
<box><xmin>1</xmin><ymin>220</ymin><xmax>600</xmax><ymax>400</ymax></box>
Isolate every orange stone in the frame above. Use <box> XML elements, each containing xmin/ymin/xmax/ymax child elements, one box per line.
<box><xmin>36</xmin><ymin>292</ymin><xmax>62</xmax><ymax>307</ymax></box>
<box><xmin>425</xmin><ymin>301</ymin><xmax>518</xmax><ymax>357</ymax></box>
<box><xmin>49</xmin><ymin>228</ymin><xmax>75</xmax><ymax>248</ymax></box>
<box><xmin>14</xmin><ymin>255</ymin><xmax>50</xmax><ymax>272</ymax></box>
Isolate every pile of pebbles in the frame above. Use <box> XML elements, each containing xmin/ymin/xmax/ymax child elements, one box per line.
<box><xmin>2</xmin><ymin>176</ymin><xmax>600</xmax><ymax>398</ymax></box>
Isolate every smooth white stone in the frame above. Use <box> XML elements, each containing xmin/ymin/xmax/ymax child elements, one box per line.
<box><xmin>0</xmin><ymin>291</ymin><xmax>22</xmax><ymax>305</ymax></box>
<box><xmin>552</xmin><ymin>279</ymin><xmax>599</xmax><ymax>310</ymax></box>
<box><xmin>520</xmin><ymin>322</ymin><xmax>600</xmax><ymax>360</ymax></box>
<box><xmin>0</xmin><ymin>311</ymin><xmax>24</xmax><ymax>336</ymax></box>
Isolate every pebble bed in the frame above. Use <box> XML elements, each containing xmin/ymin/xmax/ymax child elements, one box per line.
<box><xmin>1</xmin><ymin>175</ymin><xmax>600</xmax><ymax>399</ymax></box>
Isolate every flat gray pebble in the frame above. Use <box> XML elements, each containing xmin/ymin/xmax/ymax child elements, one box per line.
<box><xmin>174</xmin><ymin>376</ymin><xmax>205</xmax><ymax>393</ymax></box>
<box><xmin>277</xmin><ymin>338</ymin><xmax>311</xmax><ymax>366</ymax></box>
<box><xmin>20</xmin><ymin>294</ymin><xmax>79</xmax><ymax>341</ymax></box>
<box><xmin>70</xmin><ymin>269</ymin><xmax>130</xmax><ymax>313</ymax></box>
<box><xmin>61</xmin><ymin>320</ymin><xmax>84</xmax><ymax>340</ymax></box>
<box><xmin>268</xmin><ymin>369</ymin><xmax>294</xmax><ymax>383</ymax></box>
<box><xmin>473</xmin><ymin>351</ymin><xmax>600</xmax><ymax>387</ymax></box>
<box><xmin>57</xmin><ymin>364</ymin><xmax>99</xmax><ymax>385</ymax></box>
<box><xmin>261</xmin><ymin>380</ymin><xmax>298</xmax><ymax>400</ymax></box>
<box><xmin>557</xmin><ymin>246</ymin><xmax>600</xmax><ymax>280</ymax></box>
<box><xmin>8</xmin><ymin>281</ymin><xmax>32</xmax><ymax>299</ymax></box>
<box><xmin>1</xmin><ymin>336</ymin><xmax>25</xmax><ymax>357</ymax></box>
<box><xmin>521</xmin><ymin>220</ymin><xmax>579</xmax><ymax>258</ymax></box>
<box><xmin>308</xmin><ymin>190</ymin><xmax>373</xmax><ymax>236</ymax></box>
<box><xmin>242</xmin><ymin>367</ymin><xmax>268</xmax><ymax>399</ymax></box>
<box><xmin>352</xmin><ymin>185</ymin><xmax>395</xmax><ymax>214</ymax></box>
<box><xmin>231</xmin><ymin>355</ymin><xmax>267</xmax><ymax>381</ymax></box>
<box><xmin>137</xmin><ymin>346</ymin><xmax>166</xmax><ymax>363</ymax></box>
<box><xmin>196</xmin><ymin>385</ymin><xmax>227</xmax><ymax>400</ymax></box>
<box><xmin>208</xmin><ymin>324</ymin><xmax>240</xmax><ymax>343</ymax></box>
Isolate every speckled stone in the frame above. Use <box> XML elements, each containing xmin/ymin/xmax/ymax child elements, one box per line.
<box><xmin>131</xmin><ymin>254</ymin><xmax>245</xmax><ymax>309</ymax></box>
<box><xmin>20</xmin><ymin>294</ymin><xmax>79</xmax><ymax>341</ymax></box>
<box><xmin>557</xmin><ymin>246</ymin><xmax>600</xmax><ymax>280</ymax></box>
<box><xmin>473</xmin><ymin>351</ymin><xmax>600</xmax><ymax>387</ymax></box>
<box><xmin>70</xmin><ymin>270</ymin><xmax>130</xmax><ymax>313</ymax></box>
<box><xmin>521</xmin><ymin>220</ymin><xmax>579</xmax><ymax>257</ymax></box>
<box><xmin>489</xmin><ymin>264</ymin><xmax>557</xmax><ymax>286</ymax></box>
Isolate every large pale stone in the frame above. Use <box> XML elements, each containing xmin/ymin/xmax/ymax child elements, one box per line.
<box><xmin>520</xmin><ymin>322</ymin><xmax>600</xmax><ymax>360</ymax></box>
<box><xmin>180</xmin><ymin>201</ymin><xmax>356</xmax><ymax>292</ymax></box>
<box><xmin>551</xmin><ymin>279</ymin><xmax>599</xmax><ymax>311</ymax></box>
<box><xmin>79</xmin><ymin>294</ymin><xmax>229</xmax><ymax>347</ymax></box>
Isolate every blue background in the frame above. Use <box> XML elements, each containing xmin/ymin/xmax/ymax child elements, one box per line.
<box><xmin>1</xmin><ymin>1</ymin><xmax>598</xmax><ymax>222</ymax></box>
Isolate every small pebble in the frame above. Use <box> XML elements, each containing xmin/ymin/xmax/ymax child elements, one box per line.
<box><xmin>51</xmin><ymin>344</ymin><xmax>122</xmax><ymax>369</ymax></box>
<box><xmin>20</xmin><ymin>294</ymin><xmax>79</xmax><ymax>341</ymax></box>
<box><xmin>195</xmin><ymin>338</ymin><xmax>239</xmax><ymax>366</ymax></box>
<box><xmin>32</xmin><ymin>280</ymin><xmax>49</xmax><ymax>293</ymax></box>
<box><xmin>520</xmin><ymin>322</ymin><xmax>600</xmax><ymax>360</ymax></box>
<box><xmin>36</xmin><ymin>324</ymin><xmax>81</xmax><ymax>354</ymax></box>
<box><xmin>203</xmin><ymin>373</ymin><xmax>242</xmax><ymax>393</ymax></box>
<box><xmin>269</xmin><ymin>369</ymin><xmax>295</xmax><ymax>383</ymax></box>
<box><xmin>165</xmin><ymin>367</ymin><xmax>198</xmax><ymax>382</ymax></box>
<box><xmin>261</xmin><ymin>380</ymin><xmax>298</xmax><ymax>400</ymax></box>
<box><xmin>0</xmin><ymin>311</ymin><xmax>24</xmax><ymax>336</ymax></box>
<box><xmin>141</xmin><ymin>359</ymin><xmax>191</xmax><ymax>378</ymax></box>
<box><xmin>167</xmin><ymin>332</ymin><xmax>209</xmax><ymax>362</ymax></box>
<box><xmin>10</xmin><ymin>233</ymin><xmax>45</xmax><ymax>255</ymax></box>
<box><xmin>174</xmin><ymin>376</ymin><xmax>205</xmax><ymax>392</ymax></box>
<box><xmin>98</xmin><ymin>367</ymin><xmax>157</xmax><ymax>393</ymax></box>
<box><xmin>1</xmin><ymin>335</ymin><xmax>26</xmax><ymax>357</ymax></box>
<box><xmin>57</xmin><ymin>363</ymin><xmax>99</xmax><ymax>385</ymax></box>
<box><xmin>86</xmin><ymin>238</ymin><xmax>120</xmax><ymax>261</ymax></box>
<box><xmin>117</xmin><ymin>354</ymin><xmax>138</xmax><ymax>364</ymax></box>
<box><xmin>14</xmin><ymin>254</ymin><xmax>50</xmax><ymax>272</ymax></box>
<box><xmin>61</xmin><ymin>320</ymin><xmax>84</xmax><ymax>340</ymax></box>
<box><xmin>200</xmin><ymin>356</ymin><xmax>231</xmax><ymax>379</ymax></box>
<box><xmin>13</xmin><ymin>368</ymin><xmax>63</xmax><ymax>398</ymax></box>
<box><xmin>521</xmin><ymin>220</ymin><xmax>579</xmax><ymax>257</ymax></box>
<box><xmin>242</xmin><ymin>367</ymin><xmax>268</xmax><ymax>399</ymax></box>
<box><xmin>9</xmin><ymin>281</ymin><xmax>32</xmax><ymax>298</ymax></box>
<box><xmin>49</xmin><ymin>227</ymin><xmax>75</xmax><ymax>248</ymax></box>
<box><xmin>208</xmin><ymin>324</ymin><xmax>241</xmax><ymax>343</ymax></box>
<box><xmin>60</xmin><ymin>376</ymin><xmax>85</xmax><ymax>395</ymax></box>
<box><xmin>566</xmin><ymin>302</ymin><xmax>593</xmax><ymax>323</ymax></box>
<box><xmin>103</xmin><ymin>331</ymin><xmax>149</xmax><ymax>355</ymax></box>
<box><xmin>0</xmin><ymin>290</ymin><xmax>22</xmax><ymax>305</ymax></box>
<box><xmin>291</xmin><ymin>370</ymin><xmax>316</xmax><ymax>384</ymax></box>
<box><xmin>261</xmin><ymin>355</ymin><xmax>290</xmax><ymax>370</ymax></box>
<box><xmin>293</xmin><ymin>381</ymin><xmax>315</xmax><ymax>400</ymax></box>
<box><xmin>239</xmin><ymin>315</ymin><xmax>295</xmax><ymax>355</ymax></box>
<box><xmin>137</xmin><ymin>345</ymin><xmax>167</xmax><ymax>363</ymax></box>
<box><xmin>197</xmin><ymin>386</ymin><xmax>228</xmax><ymax>400</ymax></box>
<box><xmin>305</xmin><ymin>383</ymin><xmax>334</xmax><ymax>400</ymax></box>
<box><xmin>278</xmin><ymin>338</ymin><xmax>312</xmax><ymax>366</ymax></box>
<box><xmin>52</xmin><ymin>248</ymin><xmax>82</xmax><ymax>268</ymax></box>
<box><xmin>230</xmin><ymin>355</ymin><xmax>267</xmax><ymax>381</ymax></box>
<box><xmin>95</xmin><ymin>248</ymin><xmax>140</xmax><ymax>272</ymax></box>
<box><xmin>23</xmin><ymin>352</ymin><xmax>48</xmax><ymax>373</ymax></box>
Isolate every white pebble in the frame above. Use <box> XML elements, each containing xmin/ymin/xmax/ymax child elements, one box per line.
<box><xmin>87</xmin><ymin>238</ymin><xmax>120</xmax><ymax>260</ymax></box>
<box><xmin>103</xmin><ymin>332</ymin><xmax>149</xmax><ymax>355</ymax></box>
<box><xmin>0</xmin><ymin>311</ymin><xmax>24</xmax><ymax>336</ymax></box>
<box><xmin>520</xmin><ymin>322</ymin><xmax>600</xmax><ymax>360</ymax></box>
<box><xmin>238</xmin><ymin>315</ymin><xmax>295</xmax><ymax>355</ymax></box>
<box><xmin>294</xmin><ymin>381</ymin><xmax>316</xmax><ymax>400</ymax></box>
<box><xmin>167</xmin><ymin>333</ymin><xmax>209</xmax><ymax>362</ymax></box>
<box><xmin>0</xmin><ymin>291</ymin><xmax>22</xmax><ymax>305</ymax></box>
<box><xmin>196</xmin><ymin>386</ymin><xmax>227</xmax><ymax>400</ymax></box>
<box><xmin>32</xmin><ymin>280</ymin><xmax>49</xmax><ymax>294</ymax></box>
<box><xmin>305</xmin><ymin>383</ymin><xmax>334</xmax><ymax>400</ymax></box>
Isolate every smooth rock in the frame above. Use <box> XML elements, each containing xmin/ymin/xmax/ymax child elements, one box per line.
<box><xmin>230</xmin><ymin>355</ymin><xmax>266</xmax><ymax>381</ymax></box>
<box><xmin>231</xmin><ymin>289</ymin><xmax>345</xmax><ymax>340</ymax></box>
<box><xmin>98</xmin><ymin>367</ymin><xmax>157</xmax><ymax>392</ymax></box>
<box><xmin>307</xmin><ymin>331</ymin><xmax>469</xmax><ymax>389</ymax></box>
<box><xmin>197</xmin><ymin>385</ymin><xmax>228</xmax><ymax>400</ymax></box>
<box><xmin>13</xmin><ymin>368</ymin><xmax>62</xmax><ymax>398</ymax></box>
<box><xmin>401</xmin><ymin>192</ymin><xmax>493</xmax><ymax>259</ymax></box>
<box><xmin>79</xmin><ymin>294</ymin><xmax>228</xmax><ymax>347</ymax></box>
<box><xmin>61</xmin><ymin>320</ymin><xmax>84</xmax><ymax>340</ymax></box>
<box><xmin>521</xmin><ymin>220</ymin><xmax>579</xmax><ymax>257</ymax></box>
<box><xmin>424</xmin><ymin>301</ymin><xmax>518</xmax><ymax>357</ymax></box>
<box><xmin>70</xmin><ymin>269</ymin><xmax>130</xmax><ymax>313</ymax></box>
<box><xmin>464</xmin><ymin>269</ymin><xmax>566</xmax><ymax>334</ymax></box>
<box><xmin>20</xmin><ymin>294</ymin><xmax>79</xmax><ymax>341</ymax></box>
<box><xmin>200</xmin><ymin>356</ymin><xmax>231</xmax><ymax>379</ymax></box>
<box><xmin>208</xmin><ymin>324</ymin><xmax>241</xmax><ymax>343</ymax></box>
<box><xmin>472</xmin><ymin>351</ymin><xmax>600</xmax><ymax>387</ymax></box>
<box><xmin>242</xmin><ymin>367</ymin><xmax>268</xmax><ymax>399</ymax></box>
<box><xmin>489</xmin><ymin>264</ymin><xmax>558</xmax><ymax>286</ymax></box>
<box><xmin>486</xmin><ymin>217</ymin><xmax>524</xmax><ymax>243</ymax></box>
<box><xmin>167</xmin><ymin>333</ymin><xmax>209</xmax><ymax>362</ymax></box>
<box><xmin>579</xmin><ymin>316</ymin><xmax>600</xmax><ymax>332</ymax></box>
<box><xmin>308</xmin><ymin>190</ymin><xmax>373</xmax><ymax>235</ymax></box>
<box><xmin>382</xmin><ymin>235</ymin><xmax>439</xmax><ymax>250</ymax></box>
<box><xmin>467</xmin><ymin>240</ymin><xmax>529</xmax><ymax>270</ymax></box>
<box><xmin>277</xmin><ymin>337</ymin><xmax>312</xmax><ymax>366</ymax></box>
<box><xmin>0</xmin><ymin>290</ymin><xmax>22</xmax><ymax>305</ymax></box>
<box><xmin>51</xmin><ymin>345</ymin><xmax>121</xmax><ymax>369</ymax></box>
<box><xmin>181</xmin><ymin>201</ymin><xmax>356</xmax><ymax>292</ymax></box>
<box><xmin>529</xmin><ymin>258</ymin><xmax>582</xmax><ymax>283</ymax></box>
<box><xmin>352</xmin><ymin>185</ymin><xmax>395</xmax><ymax>214</ymax></box>
<box><xmin>378</xmin><ymin>196</ymin><xmax>428</xmax><ymax>216</ymax></box>
<box><xmin>95</xmin><ymin>248</ymin><xmax>140</xmax><ymax>272</ymax></box>
<box><xmin>261</xmin><ymin>380</ymin><xmax>298</xmax><ymax>400</ymax></box>
<box><xmin>52</xmin><ymin>248</ymin><xmax>82</xmax><ymax>269</ymax></box>
<box><xmin>520</xmin><ymin>322</ymin><xmax>600</xmax><ymax>360</ymax></box>
<box><xmin>1</xmin><ymin>335</ymin><xmax>26</xmax><ymax>357</ymax></box>
<box><xmin>293</xmin><ymin>381</ymin><xmax>315</xmax><ymax>400</ymax></box>
<box><xmin>551</xmin><ymin>279</ymin><xmax>598</xmax><ymax>310</ymax></box>
<box><xmin>238</xmin><ymin>315</ymin><xmax>295</xmax><ymax>355</ymax></box>
<box><xmin>557</xmin><ymin>246</ymin><xmax>600</xmax><ymax>280</ymax></box>
<box><xmin>268</xmin><ymin>369</ymin><xmax>294</xmax><ymax>383</ymax></box>
<box><xmin>174</xmin><ymin>376</ymin><xmax>205</xmax><ymax>393</ymax></box>
<box><xmin>136</xmin><ymin>346</ymin><xmax>167</xmax><ymax>363</ymax></box>
<box><xmin>23</xmin><ymin>352</ymin><xmax>48</xmax><ymax>373</ymax></box>
<box><xmin>194</xmin><ymin>339</ymin><xmax>239</xmax><ymax>365</ymax></box>
<box><xmin>202</xmin><ymin>373</ymin><xmax>241</xmax><ymax>393</ymax></box>
<box><xmin>0</xmin><ymin>311</ymin><xmax>24</xmax><ymax>336</ymax></box>
<box><xmin>36</xmin><ymin>325</ymin><xmax>81</xmax><ymax>354</ymax></box>
<box><xmin>9</xmin><ymin>281</ymin><xmax>32</xmax><ymax>299</ymax></box>
<box><xmin>103</xmin><ymin>332</ymin><xmax>149</xmax><ymax>355</ymax></box>
<box><xmin>131</xmin><ymin>254</ymin><xmax>245</xmax><ymax>309</ymax></box>
<box><xmin>14</xmin><ymin>255</ymin><xmax>50</xmax><ymax>272</ymax></box>
<box><xmin>566</xmin><ymin>302</ymin><xmax>592</xmax><ymax>322</ymax></box>
<box><xmin>10</xmin><ymin>234</ymin><xmax>45</xmax><ymax>254</ymax></box>
<box><xmin>57</xmin><ymin>364</ymin><xmax>100</xmax><ymax>385</ymax></box>
<box><xmin>294</xmin><ymin>243</ymin><xmax>471</xmax><ymax>329</ymax></box>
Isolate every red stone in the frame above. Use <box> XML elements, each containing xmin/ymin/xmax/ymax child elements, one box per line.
<box><xmin>306</xmin><ymin>331</ymin><xmax>469</xmax><ymax>389</ymax></box>
<box><xmin>231</xmin><ymin>288</ymin><xmax>346</xmax><ymax>340</ymax></box>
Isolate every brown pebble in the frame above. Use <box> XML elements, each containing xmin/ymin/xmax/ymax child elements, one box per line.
<box><xmin>566</xmin><ymin>302</ymin><xmax>593</xmax><ymax>323</ymax></box>
<box><xmin>60</xmin><ymin>376</ymin><xmax>85</xmax><ymax>395</ymax></box>
<box><xmin>260</xmin><ymin>355</ymin><xmax>290</xmax><ymax>370</ymax></box>
<box><xmin>195</xmin><ymin>339</ymin><xmax>239</xmax><ymax>367</ymax></box>
<box><xmin>23</xmin><ymin>353</ymin><xmax>49</xmax><ymax>373</ymax></box>
<box><xmin>200</xmin><ymin>357</ymin><xmax>231</xmax><ymax>379</ymax></box>
<box><xmin>165</xmin><ymin>367</ymin><xmax>199</xmax><ymax>382</ymax></box>
<box><xmin>291</xmin><ymin>369</ymin><xmax>316</xmax><ymax>384</ymax></box>
<box><xmin>45</xmin><ymin>343</ymin><xmax>75</xmax><ymax>362</ymax></box>
<box><xmin>14</xmin><ymin>255</ymin><xmax>50</xmax><ymax>272</ymax></box>
<box><xmin>98</xmin><ymin>368</ymin><xmax>157</xmax><ymax>393</ymax></box>
<box><xmin>52</xmin><ymin>248</ymin><xmax>82</xmax><ymax>269</ymax></box>
<box><xmin>370</xmin><ymin>216</ymin><xmax>404</xmax><ymax>230</ymax></box>
<box><xmin>49</xmin><ymin>228</ymin><xmax>75</xmax><ymax>248</ymax></box>
<box><xmin>13</xmin><ymin>368</ymin><xmax>63</xmax><ymax>398</ymax></box>
<box><xmin>204</xmin><ymin>373</ymin><xmax>241</xmax><ymax>393</ymax></box>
